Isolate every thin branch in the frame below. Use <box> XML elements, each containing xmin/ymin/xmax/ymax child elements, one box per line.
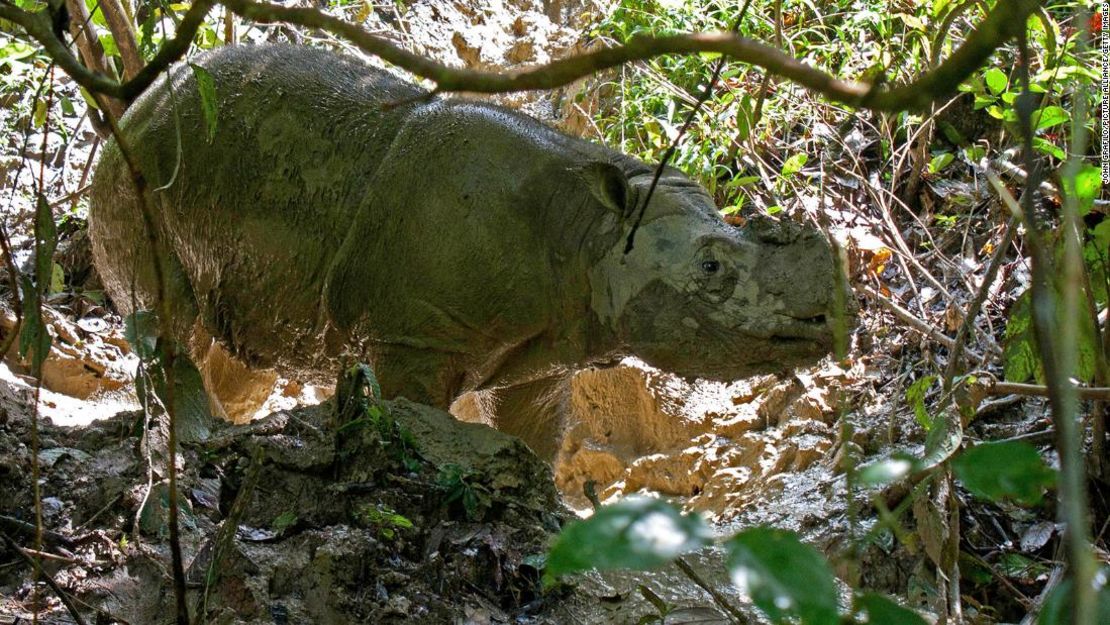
<box><xmin>942</xmin><ymin>217</ymin><xmax>1019</xmax><ymax>388</ymax></box>
<box><xmin>0</xmin><ymin>0</ymin><xmax>215</xmax><ymax>101</ymax></box>
<box><xmin>1</xmin><ymin>0</ymin><xmax>1041</xmax><ymax>114</ymax></box>
<box><xmin>673</xmin><ymin>556</ymin><xmax>752</xmax><ymax>624</ymax></box>
<box><xmin>98</xmin><ymin>100</ymin><xmax>191</xmax><ymax>625</ymax></box>
<box><xmin>0</xmin><ymin>531</ymin><xmax>87</xmax><ymax>625</ymax></box>
<box><xmin>225</xmin><ymin>0</ymin><xmax>1037</xmax><ymax>111</ymax></box>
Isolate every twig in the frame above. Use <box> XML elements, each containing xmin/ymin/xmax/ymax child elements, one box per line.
<box><xmin>1013</xmin><ymin>27</ymin><xmax>1096</xmax><ymax>623</ymax></box>
<box><xmin>942</xmin><ymin>217</ymin><xmax>1018</xmax><ymax>387</ymax></box>
<box><xmin>99</xmin><ymin>92</ymin><xmax>190</xmax><ymax>625</ymax></box>
<box><xmin>0</xmin><ymin>531</ymin><xmax>87</xmax><ymax>625</ymax></box>
<box><xmin>623</xmin><ymin>1</ymin><xmax>751</xmax><ymax>254</ymax></box>
<box><xmin>984</xmin><ymin>381</ymin><xmax>1110</xmax><ymax>402</ymax></box>
<box><xmin>0</xmin><ymin>0</ymin><xmax>1043</xmax><ymax>111</ymax></box>
<box><xmin>673</xmin><ymin>556</ymin><xmax>751</xmax><ymax>624</ymax></box>
<box><xmin>74</xmin><ymin>493</ymin><xmax>122</xmax><ymax>531</ymax></box>
<box><xmin>0</xmin><ymin>514</ymin><xmax>76</xmax><ymax>550</ymax></box>
<box><xmin>863</xmin><ymin>285</ymin><xmax>986</xmax><ymax>362</ymax></box>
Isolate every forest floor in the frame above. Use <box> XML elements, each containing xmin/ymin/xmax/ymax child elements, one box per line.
<box><xmin>0</xmin><ymin>1</ymin><xmax>1100</xmax><ymax>624</ymax></box>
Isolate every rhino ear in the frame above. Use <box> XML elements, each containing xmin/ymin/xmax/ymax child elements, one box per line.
<box><xmin>578</xmin><ymin>161</ymin><xmax>634</xmax><ymax>219</ymax></box>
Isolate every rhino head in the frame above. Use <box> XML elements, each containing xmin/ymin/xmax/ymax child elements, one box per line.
<box><xmin>583</xmin><ymin>162</ymin><xmax>852</xmax><ymax>380</ymax></box>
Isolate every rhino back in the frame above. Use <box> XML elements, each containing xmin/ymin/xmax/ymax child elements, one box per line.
<box><xmin>325</xmin><ymin>97</ymin><xmax>641</xmax><ymax>389</ymax></box>
<box><xmin>91</xmin><ymin>45</ymin><xmax>425</xmax><ymax>366</ymax></box>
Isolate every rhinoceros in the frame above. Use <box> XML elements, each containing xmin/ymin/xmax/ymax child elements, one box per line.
<box><xmin>90</xmin><ymin>44</ymin><xmax>848</xmax><ymax>458</ymax></box>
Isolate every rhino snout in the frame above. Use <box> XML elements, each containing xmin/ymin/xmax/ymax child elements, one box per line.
<box><xmin>743</xmin><ymin>218</ymin><xmax>856</xmax><ymax>343</ymax></box>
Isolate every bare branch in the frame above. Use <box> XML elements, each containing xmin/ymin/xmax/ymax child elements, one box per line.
<box><xmin>5</xmin><ymin>0</ymin><xmax>1041</xmax><ymax>114</ymax></box>
<box><xmin>225</xmin><ymin>0</ymin><xmax>1039</xmax><ymax>111</ymax></box>
<box><xmin>0</xmin><ymin>1</ymin><xmax>215</xmax><ymax>101</ymax></box>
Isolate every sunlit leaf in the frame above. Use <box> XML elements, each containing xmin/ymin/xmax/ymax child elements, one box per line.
<box><xmin>546</xmin><ymin>498</ymin><xmax>711</xmax><ymax>579</ymax></box>
<box><xmin>905</xmin><ymin>375</ymin><xmax>936</xmax><ymax>430</ymax></box>
<box><xmin>984</xmin><ymin>68</ymin><xmax>1008</xmax><ymax>96</ymax></box>
<box><xmin>781</xmin><ymin>153</ymin><xmax>808</xmax><ymax>177</ymax></box>
<box><xmin>1032</xmin><ymin>106</ymin><xmax>1069</xmax><ymax>131</ymax></box>
<box><xmin>189</xmin><ymin>63</ymin><xmax>218</xmax><ymax>143</ymax></box>
<box><xmin>928</xmin><ymin>153</ymin><xmax>955</xmax><ymax>174</ymax></box>
<box><xmin>857</xmin><ymin>454</ymin><xmax>915</xmax><ymax>487</ymax></box>
<box><xmin>1061</xmin><ymin>164</ymin><xmax>1100</xmax><ymax>216</ymax></box>
<box><xmin>726</xmin><ymin>528</ymin><xmax>838</xmax><ymax>625</ymax></box>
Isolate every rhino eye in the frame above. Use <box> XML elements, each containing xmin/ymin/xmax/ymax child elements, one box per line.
<box><xmin>701</xmin><ymin>260</ymin><xmax>720</xmax><ymax>274</ymax></box>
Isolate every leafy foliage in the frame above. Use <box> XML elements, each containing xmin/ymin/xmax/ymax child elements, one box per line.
<box><xmin>546</xmin><ymin>497</ymin><xmax>711</xmax><ymax>579</ymax></box>
<box><xmin>726</xmin><ymin>528</ymin><xmax>839</xmax><ymax>625</ymax></box>
<box><xmin>953</xmin><ymin>441</ymin><xmax>1057</xmax><ymax>506</ymax></box>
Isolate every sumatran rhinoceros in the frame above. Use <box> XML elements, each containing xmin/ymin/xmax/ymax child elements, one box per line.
<box><xmin>90</xmin><ymin>44</ymin><xmax>849</xmax><ymax>459</ymax></box>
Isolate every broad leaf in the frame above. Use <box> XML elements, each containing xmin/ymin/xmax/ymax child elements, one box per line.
<box><xmin>852</xmin><ymin>592</ymin><xmax>927</xmax><ymax>625</ymax></box>
<box><xmin>190</xmin><ymin>63</ymin><xmax>218</xmax><ymax>143</ymax></box>
<box><xmin>726</xmin><ymin>528</ymin><xmax>839</xmax><ymax>625</ymax></box>
<box><xmin>983</xmin><ymin>68</ymin><xmax>1008</xmax><ymax>95</ymax></box>
<box><xmin>546</xmin><ymin>498</ymin><xmax>711</xmax><ymax>578</ymax></box>
<box><xmin>953</xmin><ymin>441</ymin><xmax>1055</xmax><ymax>506</ymax></box>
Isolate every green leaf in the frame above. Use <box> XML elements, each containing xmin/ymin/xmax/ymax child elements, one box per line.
<box><xmin>1032</xmin><ymin>138</ymin><xmax>1066</xmax><ymax>160</ymax></box>
<box><xmin>1003</xmin><ymin>291</ymin><xmax>1038</xmax><ymax>383</ymax></box>
<box><xmin>166</xmin><ymin>353</ymin><xmax>214</xmax><ymax>444</ymax></box>
<box><xmin>48</xmin><ymin>262</ymin><xmax>64</xmax><ymax>295</ymax></box>
<box><xmin>272</xmin><ymin>510</ymin><xmax>298</xmax><ymax>532</ymax></box>
<box><xmin>928</xmin><ymin>153</ymin><xmax>955</xmax><ymax>174</ymax></box>
<box><xmin>781</xmin><ymin>153</ymin><xmax>808</xmax><ymax>177</ymax></box>
<box><xmin>546</xmin><ymin>498</ymin><xmax>711</xmax><ymax>578</ymax></box>
<box><xmin>962</xmin><ymin>146</ymin><xmax>986</xmax><ymax>163</ymax></box>
<box><xmin>919</xmin><ymin>407</ymin><xmax>963</xmax><ymax>471</ymax></box>
<box><xmin>972</xmin><ymin>94</ymin><xmax>996</xmax><ymax>110</ymax></box>
<box><xmin>852</xmin><ymin>592</ymin><xmax>927</xmax><ymax>625</ymax></box>
<box><xmin>983</xmin><ymin>68</ymin><xmax>1008</xmax><ymax>96</ymax></box>
<box><xmin>857</xmin><ymin>455</ymin><xmax>915</xmax><ymax>487</ymax></box>
<box><xmin>726</xmin><ymin>528</ymin><xmax>839</xmax><ymax>625</ymax></box>
<box><xmin>1062</xmin><ymin>164</ymin><xmax>1101</xmax><ymax>217</ymax></box>
<box><xmin>905</xmin><ymin>375</ymin><xmax>936</xmax><ymax>430</ymax></box>
<box><xmin>18</xmin><ymin>276</ymin><xmax>52</xmax><ymax>374</ymax></box>
<box><xmin>1032</xmin><ymin>106</ymin><xmax>1069</xmax><ymax>131</ymax></box>
<box><xmin>953</xmin><ymin>441</ymin><xmax>1056</xmax><ymax>506</ymax></box>
<box><xmin>19</xmin><ymin>194</ymin><xmax>57</xmax><ymax>373</ymax></box>
<box><xmin>1004</xmin><ymin>282</ymin><xmax>1099</xmax><ymax>384</ymax></box>
<box><xmin>124</xmin><ymin>311</ymin><xmax>160</xmax><ymax>361</ymax></box>
<box><xmin>189</xmin><ymin>63</ymin><xmax>218</xmax><ymax>143</ymax></box>
<box><xmin>32</xmin><ymin>98</ymin><xmax>46</xmax><ymax>128</ymax></box>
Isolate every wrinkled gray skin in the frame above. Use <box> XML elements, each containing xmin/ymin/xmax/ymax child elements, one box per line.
<box><xmin>90</xmin><ymin>45</ymin><xmax>847</xmax><ymax>458</ymax></box>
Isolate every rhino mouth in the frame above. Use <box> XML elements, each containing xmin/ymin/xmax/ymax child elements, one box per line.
<box><xmin>768</xmin><ymin>313</ymin><xmax>832</xmax><ymax>344</ymax></box>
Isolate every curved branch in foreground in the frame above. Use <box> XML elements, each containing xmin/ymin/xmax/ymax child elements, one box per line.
<box><xmin>4</xmin><ymin>0</ymin><xmax>1040</xmax><ymax>113</ymax></box>
<box><xmin>0</xmin><ymin>0</ymin><xmax>215</xmax><ymax>101</ymax></box>
<box><xmin>225</xmin><ymin>0</ymin><xmax>1040</xmax><ymax>111</ymax></box>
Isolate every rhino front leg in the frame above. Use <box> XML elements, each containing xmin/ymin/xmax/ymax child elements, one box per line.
<box><xmin>468</xmin><ymin>376</ymin><xmax>571</xmax><ymax>461</ymax></box>
<box><xmin>369</xmin><ymin>344</ymin><xmax>468</xmax><ymax>410</ymax></box>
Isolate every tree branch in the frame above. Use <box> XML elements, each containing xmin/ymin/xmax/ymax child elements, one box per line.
<box><xmin>4</xmin><ymin>0</ymin><xmax>1041</xmax><ymax>114</ymax></box>
<box><xmin>0</xmin><ymin>0</ymin><xmax>215</xmax><ymax>101</ymax></box>
<box><xmin>225</xmin><ymin>0</ymin><xmax>1039</xmax><ymax>111</ymax></box>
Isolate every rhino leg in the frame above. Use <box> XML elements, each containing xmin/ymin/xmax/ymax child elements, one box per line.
<box><xmin>371</xmin><ymin>344</ymin><xmax>468</xmax><ymax>409</ymax></box>
<box><xmin>187</xmin><ymin>322</ymin><xmax>278</xmax><ymax>423</ymax></box>
<box><xmin>471</xmin><ymin>376</ymin><xmax>571</xmax><ymax>461</ymax></box>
